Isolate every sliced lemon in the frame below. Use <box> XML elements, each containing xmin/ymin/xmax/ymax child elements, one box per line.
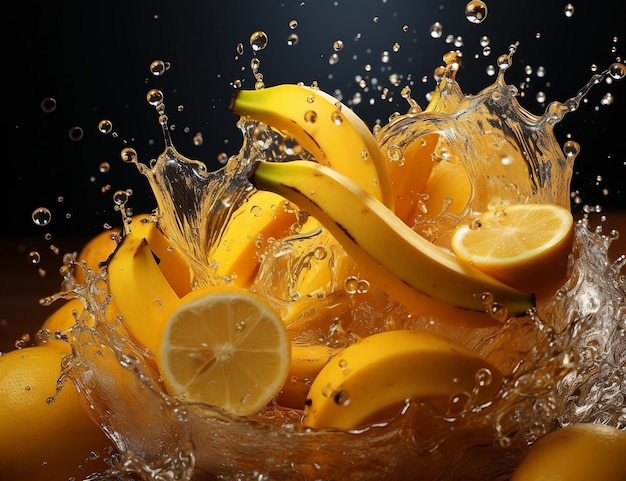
<box><xmin>451</xmin><ymin>204</ymin><xmax>574</xmax><ymax>301</ymax></box>
<box><xmin>157</xmin><ymin>286</ymin><xmax>291</xmax><ymax>416</ymax></box>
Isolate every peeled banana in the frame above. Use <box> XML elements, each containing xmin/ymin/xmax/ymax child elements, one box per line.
<box><xmin>302</xmin><ymin>329</ymin><xmax>503</xmax><ymax>429</ymax></box>
<box><xmin>249</xmin><ymin>160</ymin><xmax>535</xmax><ymax>323</ymax></box>
<box><xmin>230</xmin><ymin>83</ymin><xmax>394</xmax><ymax>209</ymax></box>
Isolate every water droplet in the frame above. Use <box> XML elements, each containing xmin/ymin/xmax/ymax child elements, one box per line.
<box><xmin>120</xmin><ymin>147</ymin><xmax>138</xmax><ymax>164</ymax></box>
<box><xmin>40</xmin><ymin>97</ymin><xmax>57</xmax><ymax>113</ymax></box>
<box><xmin>536</xmin><ymin>66</ymin><xmax>546</xmax><ymax>77</ymax></box>
<box><xmin>32</xmin><ymin>207</ymin><xmax>52</xmax><ymax>226</ymax></box>
<box><xmin>333</xmin><ymin>390</ymin><xmax>351</xmax><ymax>406</ymax></box>
<box><xmin>99</xmin><ymin>162</ymin><xmax>110</xmax><ymax>173</ymax></box>
<box><xmin>28</xmin><ymin>251</ymin><xmax>41</xmax><ymax>264</ymax></box>
<box><xmin>475</xmin><ymin>367</ymin><xmax>493</xmax><ymax>387</ymax></box>
<box><xmin>480</xmin><ymin>35</ymin><xmax>490</xmax><ymax>47</ymax></box>
<box><xmin>249</xmin><ymin>31</ymin><xmax>269</xmax><ymax>52</ymax></box>
<box><xmin>564</xmin><ymin>3</ymin><xmax>574</xmax><ymax>17</ymax></box>
<box><xmin>146</xmin><ymin>89</ymin><xmax>164</xmax><ymax>107</ymax></box>
<box><xmin>289</xmin><ymin>19</ymin><xmax>298</xmax><ymax>29</ymax></box>
<box><xmin>149</xmin><ymin>59</ymin><xmax>170</xmax><ymax>76</ymax></box>
<box><xmin>331</xmin><ymin>111</ymin><xmax>343</xmax><ymax>125</ymax></box>
<box><xmin>304</xmin><ymin>110</ymin><xmax>317</xmax><ymax>123</ymax></box>
<box><xmin>98</xmin><ymin>119</ymin><xmax>113</xmax><ymax>134</ymax></box>
<box><xmin>287</xmin><ymin>33</ymin><xmax>299</xmax><ymax>46</ymax></box>
<box><xmin>313</xmin><ymin>246</ymin><xmax>327</xmax><ymax>261</ymax></box>
<box><xmin>328</xmin><ymin>53</ymin><xmax>339</xmax><ymax>65</ymax></box>
<box><xmin>68</xmin><ymin>126</ymin><xmax>84</xmax><ymax>141</ymax></box>
<box><xmin>113</xmin><ymin>189</ymin><xmax>132</xmax><ymax>206</ymax></box>
<box><xmin>344</xmin><ymin>276</ymin><xmax>359</xmax><ymax>294</ymax></box>
<box><xmin>333</xmin><ymin>40</ymin><xmax>344</xmax><ymax>52</ymax></box>
<box><xmin>563</xmin><ymin>140</ymin><xmax>580</xmax><ymax>158</ymax></box>
<box><xmin>392</xmin><ymin>42</ymin><xmax>401</xmax><ymax>53</ymax></box>
<box><xmin>381</xmin><ymin>51</ymin><xmax>390</xmax><ymax>63</ymax></box>
<box><xmin>465</xmin><ymin>1</ymin><xmax>488</xmax><ymax>24</ymax></box>
<box><xmin>429</xmin><ymin>22</ymin><xmax>443</xmax><ymax>39</ymax></box>
<box><xmin>608</xmin><ymin>62</ymin><xmax>626</xmax><ymax>80</ymax></box>
<box><xmin>193</xmin><ymin>132</ymin><xmax>204</xmax><ymax>146</ymax></box>
<box><xmin>536</xmin><ymin>91</ymin><xmax>546</xmax><ymax>103</ymax></box>
<box><xmin>600</xmin><ymin>92</ymin><xmax>614</xmax><ymax>105</ymax></box>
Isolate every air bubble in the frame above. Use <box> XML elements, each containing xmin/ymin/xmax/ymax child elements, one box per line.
<box><xmin>32</xmin><ymin>207</ymin><xmax>52</xmax><ymax>227</ymax></box>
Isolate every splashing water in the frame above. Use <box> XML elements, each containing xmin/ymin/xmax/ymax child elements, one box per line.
<box><xmin>40</xmin><ymin>47</ymin><xmax>625</xmax><ymax>480</ymax></box>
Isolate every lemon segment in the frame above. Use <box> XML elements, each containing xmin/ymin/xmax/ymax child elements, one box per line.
<box><xmin>157</xmin><ymin>286</ymin><xmax>291</xmax><ymax>416</ymax></box>
<box><xmin>451</xmin><ymin>204</ymin><xmax>574</xmax><ymax>300</ymax></box>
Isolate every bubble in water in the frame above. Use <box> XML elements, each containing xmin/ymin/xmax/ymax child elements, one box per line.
<box><xmin>28</xmin><ymin>251</ymin><xmax>41</xmax><ymax>264</ymax></box>
<box><xmin>249</xmin><ymin>31</ymin><xmax>269</xmax><ymax>52</ymax></box>
<box><xmin>149</xmin><ymin>59</ymin><xmax>170</xmax><ymax>76</ymax></box>
<box><xmin>287</xmin><ymin>33</ymin><xmax>299</xmax><ymax>46</ymax></box>
<box><xmin>465</xmin><ymin>1</ymin><xmax>488</xmax><ymax>24</ymax></box>
<box><xmin>333</xmin><ymin>40</ymin><xmax>344</xmax><ymax>52</ymax></box>
<box><xmin>68</xmin><ymin>126</ymin><xmax>84</xmax><ymax>141</ymax></box>
<box><xmin>564</xmin><ymin>3</ymin><xmax>575</xmax><ymax>17</ymax></box>
<box><xmin>40</xmin><ymin>97</ymin><xmax>57</xmax><ymax>113</ymax></box>
<box><xmin>429</xmin><ymin>22</ymin><xmax>443</xmax><ymax>39</ymax></box>
<box><xmin>98</xmin><ymin>119</ymin><xmax>113</xmax><ymax>134</ymax></box>
<box><xmin>32</xmin><ymin>207</ymin><xmax>52</xmax><ymax>227</ymax></box>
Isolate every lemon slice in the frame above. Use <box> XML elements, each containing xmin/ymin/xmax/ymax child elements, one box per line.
<box><xmin>451</xmin><ymin>204</ymin><xmax>574</xmax><ymax>300</ymax></box>
<box><xmin>157</xmin><ymin>286</ymin><xmax>290</xmax><ymax>416</ymax></box>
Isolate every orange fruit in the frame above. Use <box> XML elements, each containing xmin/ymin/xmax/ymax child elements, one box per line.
<box><xmin>0</xmin><ymin>345</ymin><xmax>113</xmax><ymax>480</ymax></box>
<box><xmin>511</xmin><ymin>423</ymin><xmax>626</xmax><ymax>481</ymax></box>
<box><xmin>451</xmin><ymin>204</ymin><xmax>574</xmax><ymax>301</ymax></box>
<box><xmin>156</xmin><ymin>285</ymin><xmax>291</xmax><ymax>416</ymax></box>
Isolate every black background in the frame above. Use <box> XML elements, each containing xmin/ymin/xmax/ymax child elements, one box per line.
<box><xmin>5</xmin><ymin>0</ymin><xmax>625</xmax><ymax>241</ymax></box>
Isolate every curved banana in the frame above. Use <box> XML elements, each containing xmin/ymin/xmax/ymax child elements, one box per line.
<box><xmin>277</xmin><ymin>343</ymin><xmax>342</xmax><ymax>410</ymax></box>
<box><xmin>249</xmin><ymin>160</ymin><xmax>535</xmax><ymax>323</ymax></box>
<box><xmin>230</xmin><ymin>83</ymin><xmax>394</xmax><ymax>209</ymax></box>
<box><xmin>106</xmin><ymin>232</ymin><xmax>179</xmax><ymax>355</ymax></box>
<box><xmin>302</xmin><ymin>329</ymin><xmax>503</xmax><ymax>430</ymax></box>
<box><xmin>511</xmin><ymin>423</ymin><xmax>626</xmax><ymax>481</ymax></box>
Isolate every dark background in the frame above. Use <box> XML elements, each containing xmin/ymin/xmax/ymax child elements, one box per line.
<box><xmin>4</xmin><ymin>0</ymin><xmax>625</xmax><ymax>242</ymax></box>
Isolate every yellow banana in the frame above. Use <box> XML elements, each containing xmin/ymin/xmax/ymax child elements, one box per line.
<box><xmin>106</xmin><ymin>232</ymin><xmax>179</xmax><ymax>355</ymax></box>
<box><xmin>209</xmin><ymin>190</ymin><xmax>300</xmax><ymax>287</ymax></box>
<box><xmin>230</xmin><ymin>83</ymin><xmax>394</xmax><ymax>209</ymax></box>
<box><xmin>249</xmin><ymin>160</ymin><xmax>535</xmax><ymax>323</ymax></box>
<box><xmin>511</xmin><ymin>423</ymin><xmax>626</xmax><ymax>481</ymax></box>
<box><xmin>277</xmin><ymin>343</ymin><xmax>342</xmax><ymax>410</ymax></box>
<box><xmin>302</xmin><ymin>329</ymin><xmax>503</xmax><ymax>430</ymax></box>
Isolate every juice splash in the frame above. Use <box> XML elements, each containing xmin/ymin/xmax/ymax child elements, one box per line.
<box><xmin>38</xmin><ymin>40</ymin><xmax>626</xmax><ymax>480</ymax></box>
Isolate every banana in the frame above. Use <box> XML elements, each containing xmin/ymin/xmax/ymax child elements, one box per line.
<box><xmin>302</xmin><ymin>329</ymin><xmax>503</xmax><ymax>429</ymax></box>
<box><xmin>249</xmin><ymin>160</ymin><xmax>535</xmax><ymax>324</ymax></box>
<box><xmin>230</xmin><ymin>83</ymin><xmax>394</xmax><ymax>209</ymax></box>
<box><xmin>277</xmin><ymin>343</ymin><xmax>342</xmax><ymax>410</ymax></box>
<box><xmin>511</xmin><ymin>423</ymin><xmax>626</xmax><ymax>481</ymax></box>
<box><xmin>106</xmin><ymin>232</ymin><xmax>179</xmax><ymax>355</ymax></box>
<box><xmin>209</xmin><ymin>190</ymin><xmax>300</xmax><ymax>287</ymax></box>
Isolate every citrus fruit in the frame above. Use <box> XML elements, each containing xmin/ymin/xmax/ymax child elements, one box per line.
<box><xmin>422</xmin><ymin>155</ymin><xmax>472</xmax><ymax>218</ymax></box>
<box><xmin>0</xmin><ymin>345</ymin><xmax>113</xmax><ymax>480</ymax></box>
<box><xmin>511</xmin><ymin>423</ymin><xmax>626</xmax><ymax>481</ymax></box>
<box><xmin>156</xmin><ymin>285</ymin><xmax>291</xmax><ymax>416</ymax></box>
<box><xmin>451</xmin><ymin>204</ymin><xmax>574</xmax><ymax>301</ymax></box>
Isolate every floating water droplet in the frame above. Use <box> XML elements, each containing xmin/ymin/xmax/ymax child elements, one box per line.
<box><xmin>193</xmin><ymin>133</ymin><xmax>203</xmax><ymax>146</ymax></box>
<box><xmin>68</xmin><ymin>126</ymin><xmax>84</xmax><ymax>141</ymax></box>
<box><xmin>287</xmin><ymin>33</ymin><xmax>299</xmax><ymax>46</ymax></box>
<box><xmin>331</xmin><ymin>111</ymin><xmax>343</xmax><ymax>125</ymax></box>
<box><xmin>608</xmin><ymin>62</ymin><xmax>626</xmax><ymax>80</ymax></box>
<box><xmin>328</xmin><ymin>53</ymin><xmax>339</xmax><ymax>65</ymax></box>
<box><xmin>32</xmin><ymin>207</ymin><xmax>52</xmax><ymax>227</ymax></box>
<box><xmin>113</xmin><ymin>189</ymin><xmax>132</xmax><ymax>206</ymax></box>
<box><xmin>392</xmin><ymin>42</ymin><xmax>400</xmax><ymax>53</ymax></box>
<box><xmin>536</xmin><ymin>91</ymin><xmax>546</xmax><ymax>103</ymax></box>
<box><xmin>249</xmin><ymin>31</ymin><xmax>269</xmax><ymax>52</ymax></box>
<box><xmin>288</xmin><ymin>19</ymin><xmax>298</xmax><ymax>29</ymax></box>
<box><xmin>564</xmin><ymin>3</ymin><xmax>574</xmax><ymax>17</ymax></box>
<box><xmin>40</xmin><ymin>97</ymin><xmax>57</xmax><ymax>113</ymax></box>
<box><xmin>98</xmin><ymin>119</ymin><xmax>113</xmax><ymax>134</ymax></box>
<box><xmin>429</xmin><ymin>22</ymin><xmax>443</xmax><ymax>39</ymax></box>
<box><xmin>563</xmin><ymin>140</ymin><xmax>580</xmax><ymax>158</ymax></box>
<box><xmin>146</xmin><ymin>89</ymin><xmax>164</xmax><ymax>107</ymax></box>
<box><xmin>99</xmin><ymin>162</ymin><xmax>110</xmax><ymax>173</ymax></box>
<box><xmin>480</xmin><ymin>35</ymin><xmax>490</xmax><ymax>47</ymax></box>
<box><xmin>465</xmin><ymin>1</ymin><xmax>488</xmax><ymax>24</ymax></box>
<box><xmin>600</xmin><ymin>92</ymin><xmax>614</xmax><ymax>105</ymax></box>
<box><xmin>236</xmin><ymin>43</ymin><xmax>244</xmax><ymax>55</ymax></box>
<box><xmin>344</xmin><ymin>276</ymin><xmax>359</xmax><ymax>294</ymax></box>
<box><xmin>149</xmin><ymin>59</ymin><xmax>170</xmax><ymax>76</ymax></box>
<box><xmin>120</xmin><ymin>147</ymin><xmax>138</xmax><ymax>164</ymax></box>
<box><xmin>28</xmin><ymin>251</ymin><xmax>41</xmax><ymax>264</ymax></box>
